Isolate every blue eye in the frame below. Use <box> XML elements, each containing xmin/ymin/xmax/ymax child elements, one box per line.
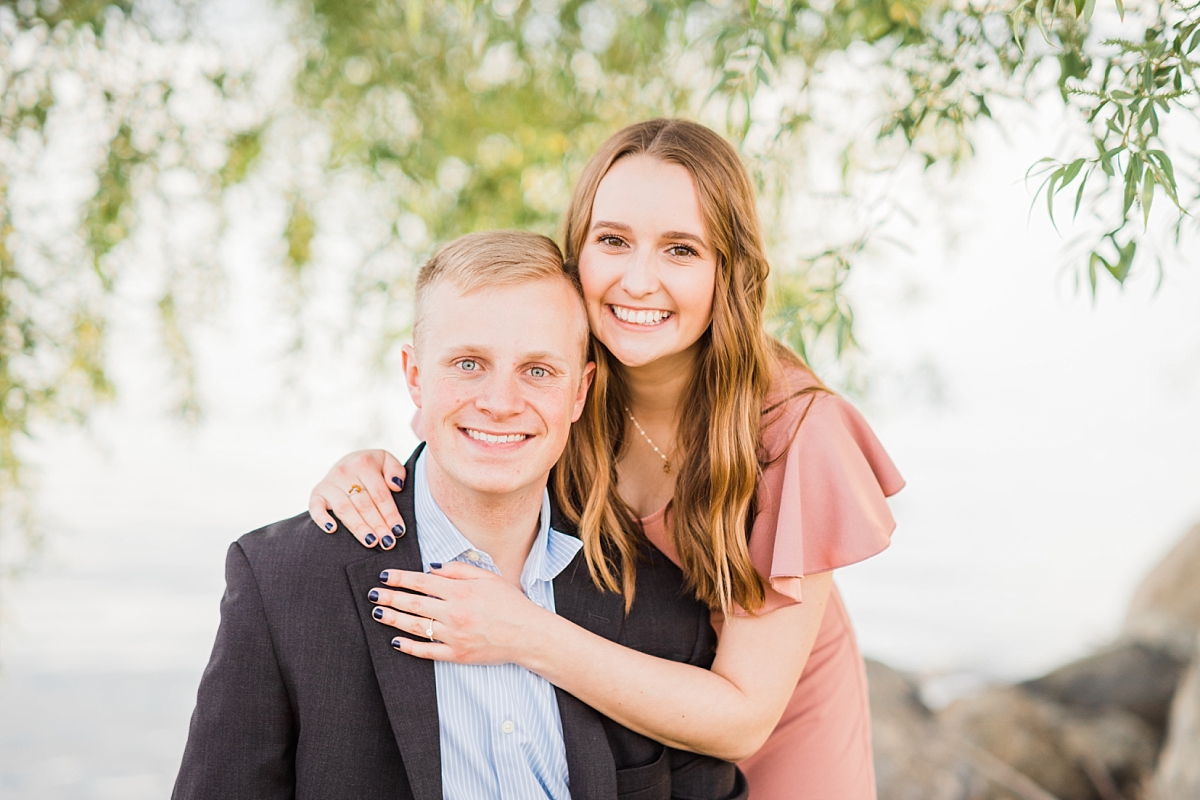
<box><xmin>530</xmin><ymin>367</ymin><xmax>548</xmax><ymax>378</ymax></box>
<box><xmin>459</xmin><ymin>360</ymin><xmax>478</xmax><ymax>371</ymax></box>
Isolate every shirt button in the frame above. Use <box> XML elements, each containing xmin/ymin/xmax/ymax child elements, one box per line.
<box><xmin>501</xmin><ymin>720</ymin><xmax>515</xmax><ymax>734</ymax></box>
<box><xmin>466</xmin><ymin>551</ymin><xmax>481</xmax><ymax>562</ymax></box>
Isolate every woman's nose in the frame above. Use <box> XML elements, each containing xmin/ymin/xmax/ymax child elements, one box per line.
<box><xmin>620</xmin><ymin>249</ymin><xmax>659</xmax><ymax>297</ymax></box>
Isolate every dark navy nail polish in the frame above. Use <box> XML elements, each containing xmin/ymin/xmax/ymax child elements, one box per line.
<box><xmin>430</xmin><ymin>562</ymin><xmax>442</xmax><ymax>570</ymax></box>
<box><xmin>391</xmin><ymin>476</ymin><xmax>404</xmax><ymax>489</ymax></box>
<box><xmin>372</xmin><ymin>607</ymin><xmax>384</xmax><ymax>620</ymax></box>
<box><xmin>365</xmin><ymin>533</ymin><xmax>377</xmax><ymax>546</ymax></box>
<box><xmin>368</xmin><ymin>589</ymin><xmax>380</xmax><ymax>602</ymax></box>
<box><xmin>392</xmin><ymin>524</ymin><xmax>404</xmax><ymax>537</ymax></box>
<box><xmin>324</xmin><ymin>522</ymin><xmax>334</xmax><ymax>532</ymax></box>
<box><xmin>381</xmin><ymin>535</ymin><xmax>395</xmax><ymax>548</ymax></box>
<box><xmin>379</xmin><ymin>570</ymin><xmax>390</xmax><ymax>582</ymax></box>
<box><xmin>392</xmin><ymin>637</ymin><xmax>404</xmax><ymax>648</ymax></box>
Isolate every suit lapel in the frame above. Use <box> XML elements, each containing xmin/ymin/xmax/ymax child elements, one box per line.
<box><xmin>345</xmin><ymin>448</ymin><xmax>443</xmax><ymax>800</ymax></box>
<box><xmin>552</xmin><ymin>551</ymin><xmax>625</xmax><ymax>800</ymax></box>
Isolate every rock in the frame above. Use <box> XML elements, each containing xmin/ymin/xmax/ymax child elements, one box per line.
<box><xmin>939</xmin><ymin>684</ymin><xmax>1159</xmax><ymax>800</ymax></box>
<box><xmin>868</xmin><ymin>660</ymin><xmax>1069</xmax><ymax>800</ymax></box>
<box><xmin>868</xmin><ymin>659</ymin><xmax>975</xmax><ymax>800</ymax></box>
<box><xmin>1151</xmin><ymin>661</ymin><xmax>1200</xmax><ymax>800</ymax></box>
<box><xmin>1124</xmin><ymin>522</ymin><xmax>1200</xmax><ymax>655</ymax></box>
<box><xmin>1021</xmin><ymin>641</ymin><xmax>1188</xmax><ymax>733</ymax></box>
<box><xmin>941</xmin><ymin>686</ymin><xmax>1092</xmax><ymax>800</ymax></box>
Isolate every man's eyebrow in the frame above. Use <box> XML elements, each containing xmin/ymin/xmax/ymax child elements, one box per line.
<box><xmin>521</xmin><ymin>351</ymin><xmax>572</xmax><ymax>365</ymax></box>
<box><xmin>439</xmin><ymin>346</ymin><xmax>570</xmax><ymax>364</ymax></box>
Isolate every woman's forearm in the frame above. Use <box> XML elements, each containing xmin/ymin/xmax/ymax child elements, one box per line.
<box><xmin>525</xmin><ymin>571</ymin><xmax>833</xmax><ymax>762</ymax></box>
<box><xmin>372</xmin><ymin>562</ymin><xmax>833</xmax><ymax>760</ymax></box>
<box><xmin>526</xmin><ymin>615</ymin><xmax>771</xmax><ymax>760</ymax></box>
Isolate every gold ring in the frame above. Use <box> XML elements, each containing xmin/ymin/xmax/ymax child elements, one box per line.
<box><xmin>348</xmin><ymin>484</ymin><xmax>364</xmax><ymax>495</ymax></box>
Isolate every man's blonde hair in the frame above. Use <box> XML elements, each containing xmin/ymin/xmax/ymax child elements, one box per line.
<box><xmin>413</xmin><ymin>230</ymin><xmax>586</xmax><ymax>356</ymax></box>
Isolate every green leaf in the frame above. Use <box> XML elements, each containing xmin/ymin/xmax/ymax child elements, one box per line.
<box><xmin>1082</xmin><ymin>0</ymin><xmax>1097</xmax><ymax>23</ymax></box>
<box><xmin>1142</xmin><ymin>168</ymin><xmax>1155</xmax><ymax>225</ymax></box>
<box><xmin>1110</xmin><ymin>238</ymin><xmax>1136</xmax><ymax>283</ymax></box>
<box><xmin>1063</xmin><ymin>157</ymin><xmax>1085</xmax><ymax>185</ymax></box>
<box><xmin>1122</xmin><ymin>154</ymin><xmax>1140</xmax><ymax>218</ymax></box>
<box><xmin>1115</xmin><ymin>0</ymin><xmax>1125</xmax><ymax>21</ymax></box>
<box><xmin>1149</xmin><ymin>150</ymin><xmax>1176</xmax><ymax>183</ymax></box>
<box><xmin>1073</xmin><ymin>168</ymin><xmax>1090</xmax><ymax>219</ymax></box>
<box><xmin>1088</xmin><ymin>253</ymin><xmax>1101</xmax><ymax>295</ymax></box>
<box><xmin>1046</xmin><ymin>165</ymin><xmax>1065</xmax><ymax>229</ymax></box>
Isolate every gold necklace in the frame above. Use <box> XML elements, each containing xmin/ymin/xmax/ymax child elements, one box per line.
<box><xmin>625</xmin><ymin>406</ymin><xmax>672</xmax><ymax>473</ymax></box>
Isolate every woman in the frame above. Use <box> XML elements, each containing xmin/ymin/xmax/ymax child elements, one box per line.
<box><xmin>309</xmin><ymin>119</ymin><xmax>904</xmax><ymax>799</ymax></box>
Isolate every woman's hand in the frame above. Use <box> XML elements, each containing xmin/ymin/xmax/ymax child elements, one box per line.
<box><xmin>308</xmin><ymin>449</ymin><xmax>408</xmax><ymax>549</ymax></box>
<box><xmin>368</xmin><ymin>562</ymin><xmax>556</xmax><ymax>665</ymax></box>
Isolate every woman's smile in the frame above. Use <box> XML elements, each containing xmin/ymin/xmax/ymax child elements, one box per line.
<box><xmin>607</xmin><ymin>304</ymin><xmax>674</xmax><ymax>327</ymax></box>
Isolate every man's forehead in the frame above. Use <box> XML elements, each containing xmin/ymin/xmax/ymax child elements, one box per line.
<box><xmin>418</xmin><ymin>277</ymin><xmax>588</xmax><ymax>361</ymax></box>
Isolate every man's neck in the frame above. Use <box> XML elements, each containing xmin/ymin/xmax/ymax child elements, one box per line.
<box><xmin>423</xmin><ymin>456</ymin><xmax>546</xmax><ymax>587</ymax></box>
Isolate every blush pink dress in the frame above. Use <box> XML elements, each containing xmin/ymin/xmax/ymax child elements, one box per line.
<box><xmin>639</xmin><ymin>364</ymin><xmax>904</xmax><ymax>800</ymax></box>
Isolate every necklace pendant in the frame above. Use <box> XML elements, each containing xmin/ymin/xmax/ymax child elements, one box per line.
<box><xmin>663</xmin><ymin>462</ymin><xmax>671</xmax><ymax>474</ymax></box>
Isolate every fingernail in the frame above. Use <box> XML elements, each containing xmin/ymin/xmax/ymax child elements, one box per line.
<box><xmin>324</xmin><ymin>522</ymin><xmax>334</xmax><ymax>532</ymax></box>
<box><xmin>391</xmin><ymin>476</ymin><xmax>404</xmax><ymax>489</ymax></box>
<box><xmin>381</xmin><ymin>535</ymin><xmax>395</xmax><ymax>548</ymax></box>
<box><xmin>430</xmin><ymin>562</ymin><xmax>442</xmax><ymax>570</ymax></box>
<box><xmin>368</xmin><ymin>589</ymin><xmax>380</xmax><ymax>602</ymax></box>
<box><xmin>372</xmin><ymin>607</ymin><xmax>384</xmax><ymax>620</ymax></box>
<box><xmin>392</xmin><ymin>524</ymin><xmax>404</xmax><ymax>538</ymax></box>
<box><xmin>392</xmin><ymin>637</ymin><xmax>404</xmax><ymax>649</ymax></box>
<box><xmin>365</xmin><ymin>533</ymin><xmax>377</xmax><ymax>546</ymax></box>
<box><xmin>379</xmin><ymin>570</ymin><xmax>390</xmax><ymax>582</ymax></box>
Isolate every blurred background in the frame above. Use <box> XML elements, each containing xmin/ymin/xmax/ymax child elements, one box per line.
<box><xmin>0</xmin><ymin>0</ymin><xmax>1197</xmax><ymax>798</ymax></box>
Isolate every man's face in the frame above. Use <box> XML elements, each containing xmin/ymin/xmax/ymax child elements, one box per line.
<box><xmin>404</xmin><ymin>276</ymin><xmax>594</xmax><ymax>501</ymax></box>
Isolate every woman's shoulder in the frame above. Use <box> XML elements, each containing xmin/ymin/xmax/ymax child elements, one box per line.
<box><xmin>760</xmin><ymin>360</ymin><xmax>841</xmax><ymax>451</ymax></box>
<box><xmin>760</xmin><ymin>358</ymin><xmax>904</xmax><ymax>497</ymax></box>
<box><xmin>744</xmin><ymin>355</ymin><xmax>905</xmax><ymax>589</ymax></box>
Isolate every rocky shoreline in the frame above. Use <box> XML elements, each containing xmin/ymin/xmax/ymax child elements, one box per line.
<box><xmin>871</xmin><ymin>522</ymin><xmax>1200</xmax><ymax>800</ymax></box>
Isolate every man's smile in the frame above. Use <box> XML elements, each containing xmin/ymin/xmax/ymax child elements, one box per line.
<box><xmin>461</xmin><ymin>427</ymin><xmax>532</xmax><ymax>445</ymax></box>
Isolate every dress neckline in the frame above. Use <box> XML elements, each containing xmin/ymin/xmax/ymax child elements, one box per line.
<box><xmin>639</xmin><ymin>501</ymin><xmax>670</xmax><ymax>526</ymax></box>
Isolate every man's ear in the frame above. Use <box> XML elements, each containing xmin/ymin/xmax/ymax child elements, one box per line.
<box><xmin>571</xmin><ymin>361</ymin><xmax>596</xmax><ymax>423</ymax></box>
<box><xmin>401</xmin><ymin>344</ymin><xmax>422</xmax><ymax>407</ymax></box>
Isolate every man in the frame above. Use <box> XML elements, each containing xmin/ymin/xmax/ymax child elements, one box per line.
<box><xmin>173</xmin><ymin>231</ymin><xmax>746</xmax><ymax>800</ymax></box>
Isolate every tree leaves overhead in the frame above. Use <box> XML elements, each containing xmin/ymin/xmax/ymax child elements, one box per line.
<box><xmin>1</xmin><ymin>0</ymin><xmax>1198</xmax><ymax>555</ymax></box>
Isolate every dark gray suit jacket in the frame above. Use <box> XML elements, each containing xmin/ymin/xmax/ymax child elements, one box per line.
<box><xmin>173</xmin><ymin>448</ymin><xmax>747</xmax><ymax>800</ymax></box>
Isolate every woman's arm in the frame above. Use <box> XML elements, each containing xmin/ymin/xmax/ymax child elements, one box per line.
<box><xmin>372</xmin><ymin>564</ymin><xmax>833</xmax><ymax>761</ymax></box>
<box><xmin>308</xmin><ymin>449</ymin><xmax>408</xmax><ymax>549</ymax></box>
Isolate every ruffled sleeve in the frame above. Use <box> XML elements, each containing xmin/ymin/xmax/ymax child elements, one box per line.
<box><xmin>741</xmin><ymin>387</ymin><xmax>904</xmax><ymax>615</ymax></box>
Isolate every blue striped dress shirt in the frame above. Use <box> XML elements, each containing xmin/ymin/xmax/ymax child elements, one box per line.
<box><xmin>412</xmin><ymin>452</ymin><xmax>583</xmax><ymax>800</ymax></box>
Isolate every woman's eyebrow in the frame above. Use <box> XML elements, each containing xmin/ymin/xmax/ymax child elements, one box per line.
<box><xmin>590</xmin><ymin>220</ymin><xmax>632</xmax><ymax>232</ymax></box>
<box><xmin>661</xmin><ymin>230</ymin><xmax>707</xmax><ymax>247</ymax></box>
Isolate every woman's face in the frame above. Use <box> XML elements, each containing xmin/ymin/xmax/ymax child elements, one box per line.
<box><xmin>578</xmin><ymin>155</ymin><xmax>717</xmax><ymax>370</ymax></box>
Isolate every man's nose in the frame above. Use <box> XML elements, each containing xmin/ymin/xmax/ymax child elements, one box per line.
<box><xmin>620</xmin><ymin>248</ymin><xmax>659</xmax><ymax>297</ymax></box>
<box><xmin>475</xmin><ymin>371</ymin><xmax>524</xmax><ymax>417</ymax></box>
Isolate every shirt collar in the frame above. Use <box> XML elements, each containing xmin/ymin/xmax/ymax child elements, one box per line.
<box><xmin>412</xmin><ymin>450</ymin><xmax>581</xmax><ymax>591</ymax></box>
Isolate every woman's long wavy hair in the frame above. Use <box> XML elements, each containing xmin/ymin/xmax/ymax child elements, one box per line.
<box><xmin>553</xmin><ymin>119</ymin><xmax>794</xmax><ymax>614</ymax></box>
